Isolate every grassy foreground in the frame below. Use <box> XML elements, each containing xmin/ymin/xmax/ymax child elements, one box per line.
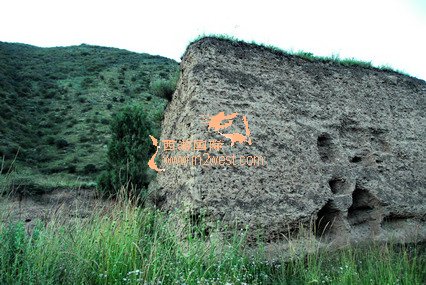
<box><xmin>0</xmin><ymin>196</ymin><xmax>424</xmax><ymax>285</ymax></box>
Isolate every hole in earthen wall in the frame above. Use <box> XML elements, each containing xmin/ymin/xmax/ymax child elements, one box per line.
<box><xmin>347</xmin><ymin>184</ymin><xmax>379</xmax><ymax>226</ymax></box>
<box><xmin>315</xmin><ymin>200</ymin><xmax>340</xmax><ymax>237</ymax></box>
<box><xmin>151</xmin><ymin>194</ymin><xmax>166</xmax><ymax>208</ymax></box>
<box><xmin>350</xmin><ymin>156</ymin><xmax>362</xmax><ymax>163</ymax></box>
<box><xmin>329</xmin><ymin>177</ymin><xmax>347</xmax><ymax>194</ymax></box>
<box><xmin>317</xmin><ymin>133</ymin><xmax>337</xmax><ymax>162</ymax></box>
<box><xmin>381</xmin><ymin>212</ymin><xmax>414</xmax><ymax>224</ymax></box>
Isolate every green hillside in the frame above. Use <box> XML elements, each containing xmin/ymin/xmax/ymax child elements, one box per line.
<box><xmin>0</xmin><ymin>42</ymin><xmax>178</xmax><ymax>191</ymax></box>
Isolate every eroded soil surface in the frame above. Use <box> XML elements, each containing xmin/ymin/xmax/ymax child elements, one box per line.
<box><xmin>1</xmin><ymin>188</ymin><xmax>112</xmax><ymax>232</ymax></box>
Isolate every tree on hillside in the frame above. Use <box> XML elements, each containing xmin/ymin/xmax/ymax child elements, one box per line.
<box><xmin>98</xmin><ymin>104</ymin><xmax>156</xmax><ymax>198</ymax></box>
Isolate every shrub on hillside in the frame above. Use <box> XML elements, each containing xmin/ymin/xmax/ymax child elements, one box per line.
<box><xmin>45</xmin><ymin>136</ymin><xmax>56</xmax><ymax>145</ymax></box>
<box><xmin>67</xmin><ymin>164</ymin><xmax>77</xmax><ymax>174</ymax></box>
<box><xmin>0</xmin><ymin>145</ymin><xmax>20</xmax><ymax>160</ymax></box>
<box><xmin>97</xmin><ymin>104</ymin><xmax>156</xmax><ymax>198</ymax></box>
<box><xmin>0</xmin><ymin>160</ymin><xmax>15</xmax><ymax>174</ymax></box>
<box><xmin>83</xmin><ymin>163</ymin><xmax>97</xmax><ymax>174</ymax></box>
<box><xmin>78</xmin><ymin>96</ymin><xmax>87</xmax><ymax>103</ymax></box>
<box><xmin>81</xmin><ymin>77</ymin><xmax>94</xmax><ymax>89</ymax></box>
<box><xmin>55</xmin><ymin>138</ymin><xmax>69</xmax><ymax>149</ymax></box>
<box><xmin>149</xmin><ymin>74</ymin><xmax>178</xmax><ymax>101</ymax></box>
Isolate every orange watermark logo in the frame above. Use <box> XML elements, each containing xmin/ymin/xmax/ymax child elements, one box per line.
<box><xmin>148</xmin><ymin>135</ymin><xmax>165</xmax><ymax>173</ymax></box>
<box><xmin>206</xmin><ymin>112</ymin><xmax>252</xmax><ymax>146</ymax></box>
<box><xmin>148</xmin><ymin>111</ymin><xmax>265</xmax><ymax>172</ymax></box>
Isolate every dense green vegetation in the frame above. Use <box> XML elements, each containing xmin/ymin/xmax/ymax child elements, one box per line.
<box><xmin>97</xmin><ymin>73</ymin><xmax>178</xmax><ymax>198</ymax></box>
<box><xmin>98</xmin><ymin>105</ymin><xmax>158</xmax><ymax>197</ymax></box>
<box><xmin>0</xmin><ymin>197</ymin><xmax>424</xmax><ymax>285</ymax></box>
<box><xmin>149</xmin><ymin>76</ymin><xmax>178</xmax><ymax>101</ymax></box>
<box><xmin>0</xmin><ymin>41</ymin><xmax>178</xmax><ymax>191</ymax></box>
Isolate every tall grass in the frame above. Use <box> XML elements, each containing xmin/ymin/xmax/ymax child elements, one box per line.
<box><xmin>0</xmin><ymin>194</ymin><xmax>424</xmax><ymax>285</ymax></box>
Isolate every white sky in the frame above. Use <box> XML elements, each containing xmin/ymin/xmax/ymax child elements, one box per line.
<box><xmin>1</xmin><ymin>0</ymin><xmax>425</xmax><ymax>80</ymax></box>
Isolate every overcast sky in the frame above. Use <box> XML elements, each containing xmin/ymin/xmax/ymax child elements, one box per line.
<box><xmin>1</xmin><ymin>0</ymin><xmax>425</xmax><ymax>80</ymax></box>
